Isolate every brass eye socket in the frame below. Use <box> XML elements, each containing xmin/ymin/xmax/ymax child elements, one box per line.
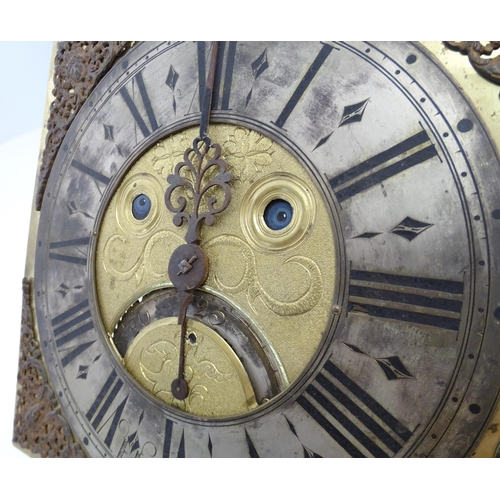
<box><xmin>116</xmin><ymin>173</ymin><xmax>164</xmax><ymax>238</ymax></box>
<box><xmin>240</xmin><ymin>173</ymin><xmax>316</xmax><ymax>252</ymax></box>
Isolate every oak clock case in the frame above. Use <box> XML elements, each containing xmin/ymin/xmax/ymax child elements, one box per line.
<box><xmin>32</xmin><ymin>42</ymin><xmax>500</xmax><ymax>458</ymax></box>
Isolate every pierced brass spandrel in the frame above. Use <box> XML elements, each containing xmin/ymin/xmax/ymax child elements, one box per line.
<box><xmin>96</xmin><ymin>123</ymin><xmax>337</xmax><ymax>392</ymax></box>
<box><xmin>124</xmin><ymin>318</ymin><xmax>257</xmax><ymax>417</ymax></box>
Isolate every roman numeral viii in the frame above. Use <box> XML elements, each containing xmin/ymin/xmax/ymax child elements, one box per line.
<box><xmin>329</xmin><ymin>130</ymin><xmax>438</xmax><ymax>202</ymax></box>
<box><xmin>349</xmin><ymin>269</ymin><xmax>464</xmax><ymax>332</ymax></box>
<box><xmin>298</xmin><ymin>360</ymin><xmax>413</xmax><ymax>457</ymax></box>
<box><xmin>86</xmin><ymin>369</ymin><xmax>128</xmax><ymax>449</ymax></box>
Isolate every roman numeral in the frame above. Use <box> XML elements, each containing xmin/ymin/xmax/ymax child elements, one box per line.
<box><xmin>86</xmin><ymin>369</ymin><xmax>128</xmax><ymax>448</ymax></box>
<box><xmin>162</xmin><ymin>418</ymin><xmax>185</xmax><ymax>458</ymax></box>
<box><xmin>119</xmin><ymin>71</ymin><xmax>159</xmax><ymax>138</ymax></box>
<box><xmin>59</xmin><ymin>340</ymin><xmax>96</xmax><ymax>368</ymax></box>
<box><xmin>51</xmin><ymin>299</ymin><xmax>94</xmax><ymax>353</ymax></box>
<box><xmin>273</xmin><ymin>43</ymin><xmax>335</xmax><ymax>129</ymax></box>
<box><xmin>329</xmin><ymin>130</ymin><xmax>438</xmax><ymax>202</ymax></box>
<box><xmin>212</xmin><ymin>41</ymin><xmax>237</xmax><ymax>110</ymax></box>
<box><xmin>71</xmin><ymin>159</ymin><xmax>111</xmax><ymax>185</ymax></box>
<box><xmin>298</xmin><ymin>360</ymin><xmax>413</xmax><ymax>457</ymax></box>
<box><xmin>197</xmin><ymin>41</ymin><xmax>237</xmax><ymax>111</ymax></box>
<box><xmin>49</xmin><ymin>237</ymin><xmax>90</xmax><ymax>266</ymax></box>
<box><xmin>348</xmin><ymin>269</ymin><xmax>464</xmax><ymax>332</ymax></box>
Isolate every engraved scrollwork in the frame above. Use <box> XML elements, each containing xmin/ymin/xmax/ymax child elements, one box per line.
<box><xmin>103</xmin><ymin>230</ymin><xmax>184</xmax><ymax>284</ymax></box>
<box><xmin>165</xmin><ymin>137</ymin><xmax>232</xmax><ymax>244</ymax></box>
<box><xmin>205</xmin><ymin>235</ymin><xmax>323</xmax><ymax>316</ymax></box>
<box><xmin>13</xmin><ymin>279</ymin><xmax>85</xmax><ymax>457</ymax></box>
<box><xmin>444</xmin><ymin>41</ymin><xmax>500</xmax><ymax>85</ymax></box>
<box><xmin>36</xmin><ymin>41</ymin><xmax>134</xmax><ymax>210</ymax></box>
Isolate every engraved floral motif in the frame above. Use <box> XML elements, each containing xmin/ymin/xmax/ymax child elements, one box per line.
<box><xmin>223</xmin><ymin>127</ymin><xmax>275</xmax><ymax>182</ymax></box>
<box><xmin>138</xmin><ymin>333</ymin><xmax>235</xmax><ymax>413</ymax></box>
<box><xmin>152</xmin><ymin>132</ymin><xmax>192</xmax><ymax>178</ymax></box>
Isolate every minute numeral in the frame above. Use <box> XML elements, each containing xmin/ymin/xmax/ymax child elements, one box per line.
<box><xmin>349</xmin><ymin>269</ymin><xmax>464</xmax><ymax>332</ymax></box>
<box><xmin>329</xmin><ymin>130</ymin><xmax>438</xmax><ymax>202</ymax></box>
<box><xmin>273</xmin><ymin>43</ymin><xmax>335</xmax><ymax>129</ymax></box>
<box><xmin>119</xmin><ymin>71</ymin><xmax>159</xmax><ymax>138</ymax></box>
<box><xmin>49</xmin><ymin>237</ymin><xmax>90</xmax><ymax>266</ymax></box>
<box><xmin>86</xmin><ymin>369</ymin><xmax>128</xmax><ymax>448</ymax></box>
<box><xmin>298</xmin><ymin>360</ymin><xmax>413</xmax><ymax>458</ymax></box>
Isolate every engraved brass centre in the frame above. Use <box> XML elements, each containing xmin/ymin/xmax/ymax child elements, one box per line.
<box><xmin>96</xmin><ymin>124</ymin><xmax>337</xmax><ymax>415</ymax></box>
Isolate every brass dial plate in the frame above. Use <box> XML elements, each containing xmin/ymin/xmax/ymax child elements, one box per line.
<box><xmin>33</xmin><ymin>42</ymin><xmax>500</xmax><ymax>457</ymax></box>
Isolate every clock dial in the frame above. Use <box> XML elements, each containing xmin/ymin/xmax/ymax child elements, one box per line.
<box><xmin>33</xmin><ymin>42</ymin><xmax>500</xmax><ymax>457</ymax></box>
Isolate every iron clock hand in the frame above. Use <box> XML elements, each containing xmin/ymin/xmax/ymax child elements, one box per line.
<box><xmin>166</xmin><ymin>41</ymin><xmax>231</xmax><ymax>400</ymax></box>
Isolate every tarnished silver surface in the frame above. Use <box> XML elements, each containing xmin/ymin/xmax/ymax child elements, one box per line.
<box><xmin>33</xmin><ymin>42</ymin><xmax>500</xmax><ymax>457</ymax></box>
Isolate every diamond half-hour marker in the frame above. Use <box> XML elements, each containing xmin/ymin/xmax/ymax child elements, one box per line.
<box><xmin>103</xmin><ymin>124</ymin><xmax>114</xmax><ymax>141</ymax></box>
<box><xmin>390</xmin><ymin>216</ymin><xmax>433</xmax><ymax>241</ymax></box>
<box><xmin>251</xmin><ymin>49</ymin><xmax>269</xmax><ymax>79</ymax></box>
<box><xmin>166</xmin><ymin>65</ymin><xmax>179</xmax><ymax>114</ymax></box>
<box><xmin>343</xmin><ymin>343</ymin><xmax>414</xmax><ymax>381</ymax></box>
<box><xmin>56</xmin><ymin>283</ymin><xmax>70</xmax><ymax>297</ymax></box>
<box><xmin>165</xmin><ymin>65</ymin><xmax>179</xmax><ymax>90</ymax></box>
<box><xmin>375</xmin><ymin>356</ymin><xmax>414</xmax><ymax>380</ymax></box>
<box><xmin>313</xmin><ymin>131</ymin><xmax>334</xmax><ymax>152</ymax></box>
<box><xmin>352</xmin><ymin>232</ymin><xmax>382</xmax><ymax>239</ymax></box>
<box><xmin>76</xmin><ymin>353</ymin><xmax>102</xmax><ymax>380</ymax></box>
<box><xmin>246</xmin><ymin>48</ymin><xmax>269</xmax><ymax>107</ymax></box>
<box><xmin>339</xmin><ymin>98</ymin><xmax>370</xmax><ymax>127</ymax></box>
<box><xmin>66</xmin><ymin>200</ymin><xmax>93</xmax><ymax>219</ymax></box>
<box><xmin>285</xmin><ymin>417</ymin><xmax>322</xmax><ymax>458</ymax></box>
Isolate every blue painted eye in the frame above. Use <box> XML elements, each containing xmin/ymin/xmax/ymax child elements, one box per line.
<box><xmin>264</xmin><ymin>199</ymin><xmax>293</xmax><ymax>230</ymax></box>
<box><xmin>132</xmin><ymin>194</ymin><xmax>151</xmax><ymax>220</ymax></box>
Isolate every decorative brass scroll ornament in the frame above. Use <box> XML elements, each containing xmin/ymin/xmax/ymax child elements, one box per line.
<box><xmin>13</xmin><ymin>279</ymin><xmax>84</xmax><ymax>457</ymax></box>
<box><xmin>36</xmin><ymin>41</ymin><xmax>133</xmax><ymax>210</ymax></box>
<box><xmin>444</xmin><ymin>41</ymin><xmax>500</xmax><ymax>85</ymax></box>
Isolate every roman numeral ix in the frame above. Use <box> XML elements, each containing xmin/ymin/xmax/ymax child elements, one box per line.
<box><xmin>348</xmin><ymin>269</ymin><xmax>464</xmax><ymax>332</ymax></box>
<box><xmin>298</xmin><ymin>360</ymin><xmax>413</xmax><ymax>458</ymax></box>
<box><xmin>329</xmin><ymin>130</ymin><xmax>438</xmax><ymax>202</ymax></box>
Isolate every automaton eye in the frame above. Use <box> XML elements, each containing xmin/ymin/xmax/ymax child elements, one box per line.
<box><xmin>114</xmin><ymin>173</ymin><xmax>163</xmax><ymax>238</ymax></box>
<box><xmin>240</xmin><ymin>173</ymin><xmax>316</xmax><ymax>251</ymax></box>
<box><xmin>132</xmin><ymin>194</ymin><xmax>152</xmax><ymax>220</ymax></box>
<box><xmin>264</xmin><ymin>199</ymin><xmax>293</xmax><ymax>230</ymax></box>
